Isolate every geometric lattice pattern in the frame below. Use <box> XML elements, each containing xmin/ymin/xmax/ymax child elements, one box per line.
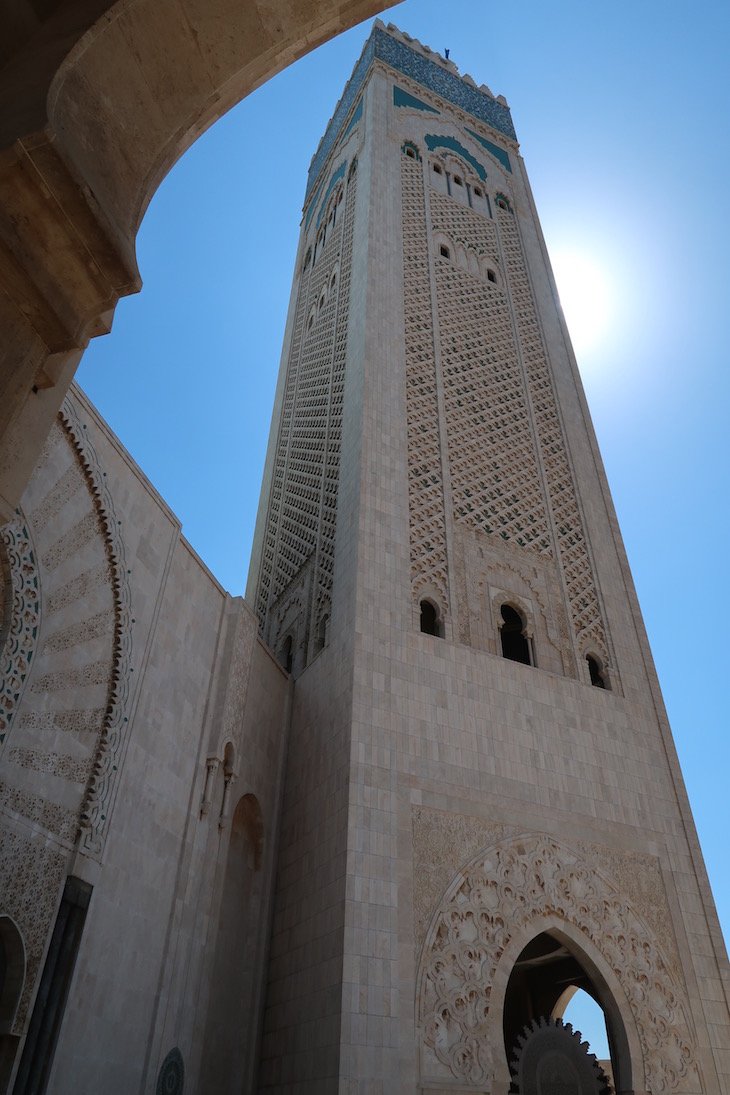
<box><xmin>496</xmin><ymin>205</ymin><xmax>609</xmax><ymax>663</ymax></box>
<box><xmin>256</xmin><ymin>165</ymin><xmax>357</xmax><ymax>654</ymax></box>
<box><xmin>401</xmin><ymin>154</ymin><xmax>450</xmax><ymax>609</ymax></box>
<box><xmin>430</xmin><ymin>189</ymin><xmax>552</xmax><ymax>553</ymax></box>
<box><xmin>400</xmin><ymin>137</ymin><xmax>610</xmax><ymax>667</ymax></box>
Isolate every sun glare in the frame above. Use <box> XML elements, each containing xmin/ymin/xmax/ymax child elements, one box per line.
<box><xmin>550</xmin><ymin>249</ymin><xmax>612</xmax><ymax>356</ymax></box>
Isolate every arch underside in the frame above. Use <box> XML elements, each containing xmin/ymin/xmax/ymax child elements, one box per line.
<box><xmin>0</xmin><ymin>0</ymin><xmax>393</xmax><ymax>522</ymax></box>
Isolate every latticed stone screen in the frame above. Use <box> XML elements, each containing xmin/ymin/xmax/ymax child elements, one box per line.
<box><xmin>256</xmin><ymin>165</ymin><xmax>357</xmax><ymax>665</ymax></box>
<box><xmin>401</xmin><ymin>153</ymin><xmax>450</xmax><ymax>610</ymax></box>
<box><xmin>401</xmin><ymin>135</ymin><xmax>609</xmax><ymax>669</ymax></box>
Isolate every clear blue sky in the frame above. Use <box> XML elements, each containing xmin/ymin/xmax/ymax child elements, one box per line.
<box><xmin>77</xmin><ymin>0</ymin><xmax>730</xmax><ymax>1055</ymax></box>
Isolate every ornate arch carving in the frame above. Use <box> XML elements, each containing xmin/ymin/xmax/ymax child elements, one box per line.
<box><xmin>58</xmin><ymin>396</ymin><xmax>133</xmax><ymax>858</ymax></box>
<box><xmin>0</xmin><ymin>514</ymin><xmax>41</xmax><ymax>746</ymax></box>
<box><xmin>417</xmin><ymin>832</ymin><xmax>698</xmax><ymax>1094</ymax></box>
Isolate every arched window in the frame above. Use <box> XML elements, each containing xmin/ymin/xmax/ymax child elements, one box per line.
<box><xmin>402</xmin><ymin>141</ymin><xmax>420</xmax><ymax>160</ymax></box>
<box><xmin>314</xmin><ymin>613</ymin><xmax>329</xmax><ymax>655</ymax></box>
<box><xmin>473</xmin><ymin>186</ymin><xmax>483</xmax><ymax>197</ymax></box>
<box><xmin>279</xmin><ymin>635</ymin><xmax>293</xmax><ymax>673</ymax></box>
<box><xmin>496</xmin><ymin>193</ymin><xmax>512</xmax><ymax>212</ymax></box>
<box><xmin>439</xmin><ymin>244</ymin><xmax>450</xmax><ymax>259</ymax></box>
<box><xmin>331</xmin><ymin>272</ymin><xmax>337</xmax><ymax>289</ymax></box>
<box><xmin>432</xmin><ymin>163</ymin><xmax>443</xmax><ymax>175</ymax></box>
<box><xmin>487</xmin><ymin>268</ymin><xmax>497</xmax><ymax>284</ymax></box>
<box><xmin>500</xmin><ymin>604</ymin><xmax>532</xmax><ymax>665</ymax></box>
<box><xmin>586</xmin><ymin>654</ymin><xmax>608</xmax><ymax>689</ymax></box>
<box><xmin>420</xmin><ymin>599</ymin><xmax>443</xmax><ymax>637</ymax></box>
<box><xmin>453</xmin><ymin>174</ymin><xmax>463</xmax><ymax>187</ymax></box>
<box><xmin>303</xmin><ymin>247</ymin><xmax>312</xmax><ymax>272</ymax></box>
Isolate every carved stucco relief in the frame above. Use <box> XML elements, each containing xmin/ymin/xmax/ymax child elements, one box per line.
<box><xmin>413</xmin><ymin>810</ymin><xmax>697</xmax><ymax>1094</ymax></box>
<box><xmin>0</xmin><ymin>515</ymin><xmax>41</xmax><ymax>744</ymax></box>
<box><xmin>0</xmin><ymin>397</ymin><xmax>135</xmax><ymax>1031</ymax></box>
<box><xmin>0</xmin><ymin>828</ymin><xmax>66</xmax><ymax>1029</ymax></box>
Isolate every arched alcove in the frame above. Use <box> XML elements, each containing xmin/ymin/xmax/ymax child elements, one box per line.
<box><xmin>199</xmin><ymin>793</ymin><xmax>265</xmax><ymax>1093</ymax></box>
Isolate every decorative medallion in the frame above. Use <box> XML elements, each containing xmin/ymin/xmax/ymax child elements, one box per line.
<box><xmin>156</xmin><ymin>1047</ymin><xmax>184</xmax><ymax>1095</ymax></box>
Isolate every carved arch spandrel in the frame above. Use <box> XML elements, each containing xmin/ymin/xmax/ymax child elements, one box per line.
<box><xmin>416</xmin><ymin>832</ymin><xmax>699</xmax><ymax>1095</ymax></box>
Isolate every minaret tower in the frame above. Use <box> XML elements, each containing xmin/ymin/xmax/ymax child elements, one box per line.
<box><xmin>248</xmin><ymin>22</ymin><xmax>730</xmax><ymax>1095</ymax></box>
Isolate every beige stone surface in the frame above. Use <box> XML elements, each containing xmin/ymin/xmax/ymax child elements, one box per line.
<box><xmin>0</xmin><ymin>387</ymin><xmax>289</xmax><ymax>1092</ymax></box>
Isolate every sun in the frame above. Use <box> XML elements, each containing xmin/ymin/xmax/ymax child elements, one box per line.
<box><xmin>549</xmin><ymin>248</ymin><xmax>612</xmax><ymax>356</ymax></box>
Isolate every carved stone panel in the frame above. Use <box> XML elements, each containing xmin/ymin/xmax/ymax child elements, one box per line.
<box><xmin>414</xmin><ymin>814</ymin><xmax>697</xmax><ymax>1094</ymax></box>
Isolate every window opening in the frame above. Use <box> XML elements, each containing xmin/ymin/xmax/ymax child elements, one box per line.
<box><xmin>474</xmin><ymin>186</ymin><xmax>482</xmax><ymax>197</ymax></box>
<box><xmin>314</xmin><ymin>613</ymin><xmax>329</xmax><ymax>655</ymax></box>
<box><xmin>500</xmin><ymin>604</ymin><xmax>531</xmax><ymax>665</ymax></box>
<box><xmin>280</xmin><ymin>635</ymin><xmax>293</xmax><ymax>673</ymax></box>
<box><xmin>420</xmin><ymin>600</ymin><xmax>442</xmax><ymax>637</ymax></box>
<box><xmin>433</xmin><ymin>163</ymin><xmax>443</xmax><ymax>175</ymax></box>
<box><xmin>440</xmin><ymin>244</ymin><xmax>450</xmax><ymax>259</ymax></box>
<box><xmin>454</xmin><ymin>175</ymin><xmax>463</xmax><ymax>186</ymax></box>
<box><xmin>587</xmin><ymin>655</ymin><xmax>607</xmax><ymax>689</ymax></box>
<box><xmin>487</xmin><ymin>269</ymin><xmax>497</xmax><ymax>284</ymax></box>
<box><xmin>331</xmin><ymin>272</ymin><xmax>337</xmax><ymax>289</ymax></box>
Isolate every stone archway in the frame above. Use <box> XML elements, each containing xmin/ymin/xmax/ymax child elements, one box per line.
<box><xmin>0</xmin><ymin>0</ymin><xmax>393</xmax><ymax>521</ymax></box>
<box><xmin>199</xmin><ymin>793</ymin><xmax>265</xmax><ymax>1094</ymax></box>
<box><xmin>499</xmin><ymin>925</ymin><xmax>636</xmax><ymax>1095</ymax></box>
<box><xmin>416</xmin><ymin>833</ymin><xmax>699</xmax><ymax>1095</ymax></box>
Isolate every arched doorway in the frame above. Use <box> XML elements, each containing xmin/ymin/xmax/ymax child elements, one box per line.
<box><xmin>199</xmin><ymin>793</ymin><xmax>264</xmax><ymax>1094</ymax></box>
<box><xmin>503</xmin><ymin>932</ymin><xmax>624</xmax><ymax>1094</ymax></box>
<box><xmin>0</xmin><ymin>916</ymin><xmax>25</xmax><ymax>1092</ymax></box>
